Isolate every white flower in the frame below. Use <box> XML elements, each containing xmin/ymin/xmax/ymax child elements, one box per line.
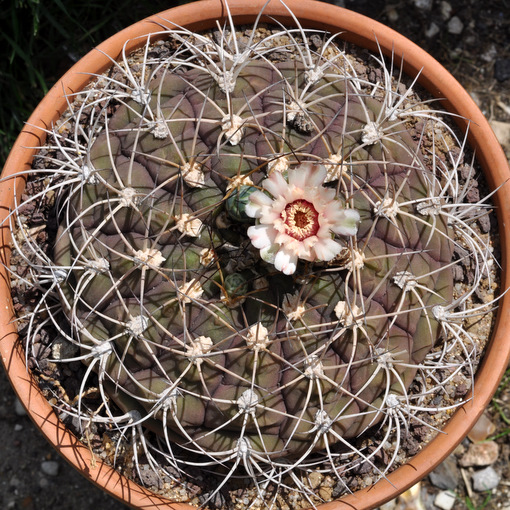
<box><xmin>246</xmin><ymin>163</ymin><xmax>360</xmax><ymax>275</ymax></box>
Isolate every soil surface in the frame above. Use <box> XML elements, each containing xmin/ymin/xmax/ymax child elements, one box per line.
<box><xmin>1</xmin><ymin>1</ymin><xmax>509</xmax><ymax>509</ymax></box>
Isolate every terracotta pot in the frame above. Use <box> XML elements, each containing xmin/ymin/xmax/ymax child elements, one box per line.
<box><xmin>1</xmin><ymin>1</ymin><xmax>509</xmax><ymax>509</ymax></box>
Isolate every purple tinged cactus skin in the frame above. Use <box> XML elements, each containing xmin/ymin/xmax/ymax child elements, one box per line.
<box><xmin>50</xmin><ymin>37</ymin><xmax>454</xmax><ymax>463</ymax></box>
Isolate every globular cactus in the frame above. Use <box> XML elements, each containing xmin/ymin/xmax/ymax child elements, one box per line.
<box><xmin>10</xmin><ymin>3</ymin><xmax>496</xmax><ymax>506</ymax></box>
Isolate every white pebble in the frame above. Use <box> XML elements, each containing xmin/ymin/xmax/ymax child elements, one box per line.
<box><xmin>386</xmin><ymin>8</ymin><xmax>399</xmax><ymax>22</ymax></box>
<box><xmin>413</xmin><ymin>0</ymin><xmax>433</xmax><ymax>9</ymax></box>
<box><xmin>434</xmin><ymin>490</ymin><xmax>456</xmax><ymax>510</ymax></box>
<box><xmin>41</xmin><ymin>460</ymin><xmax>59</xmax><ymax>477</ymax></box>
<box><xmin>425</xmin><ymin>23</ymin><xmax>440</xmax><ymax>39</ymax></box>
<box><xmin>481</xmin><ymin>44</ymin><xmax>497</xmax><ymax>63</ymax></box>
<box><xmin>39</xmin><ymin>477</ymin><xmax>50</xmax><ymax>489</ymax></box>
<box><xmin>14</xmin><ymin>398</ymin><xmax>27</xmax><ymax>416</ymax></box>
<box><xmin>472</xmin><ymin>466</ymin><xmax>500</xmax><ymax>491</ymax></box>
<box><xmin>51</xmin><ymin>337</ymin><xmax>79</xmax><ymax>360</ymax></box>
<box><xmin>440</xmin><ymin>1</ymin><xmax>452</xmax><ymax>20</ymax></box>
<box><xmin>448</xmin><ymin>16</ymin><xmax>464</xmax><ymax>34</ymax></box>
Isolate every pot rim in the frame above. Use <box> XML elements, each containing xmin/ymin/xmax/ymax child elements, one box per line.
<box><xmin>1</xmin><ymin>1</ymin><xmax>509</xmax><ymax>509</ymax></box>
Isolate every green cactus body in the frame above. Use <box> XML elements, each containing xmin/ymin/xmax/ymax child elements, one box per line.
<box><xmin>51</xmin><ymin>44</ymin><xmax>453</xmax><ymax>465</ymax></box>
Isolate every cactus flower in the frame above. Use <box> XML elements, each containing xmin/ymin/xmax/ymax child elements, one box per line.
<box><xmin>246</xmin><ymin>163</ymin><xmax>360</xmax><ymax>274</ymax></box>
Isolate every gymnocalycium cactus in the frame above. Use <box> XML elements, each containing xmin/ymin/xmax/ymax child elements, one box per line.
<box><xmin>9</xmin><ymin>2</ymin><xmax>498</xmax><ymax>507</ymax></box>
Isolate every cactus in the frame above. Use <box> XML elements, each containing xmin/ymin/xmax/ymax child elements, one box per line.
<box><xmin>9</xmin><ymin>2</ymin><xmax>498</xmax><ymax>507</ymax></box>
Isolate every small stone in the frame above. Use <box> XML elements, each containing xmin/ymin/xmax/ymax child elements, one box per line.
<box><xmin>40</xmin><ymin>460</ymin><xmax>59</xmax><ymax>477</ymax></box>
<box><xmin>39</xmin><ymin>476</ymin><xmax>50</xmax><ymax>489</ymax></box>
<box><xmin>490</xmin><ymin>120</ymin><xmax>510</xmax><ymax>152</ymax></box>
<box><xmin>481</xmin><ymin>44</ymin><xmax>497</xmax><ymax>63</ymax></box>
<box><xmin>478</xmin><ymin>213</ymin><xmax>491</xmax><ymax>234</ymax></box>
<box><xmin>434</xmin><ymin>490</ymin><xmax>456</xmax><ymax>510</ymax></box>
<box><xmin>421</xmin><ymin>487</ymin><xmax>438</xmax><ymax>510</ymax></box>
<box><xmin>459</xmin><ymin>441</ymin><xmax>499</xmax><ymax>467</ymax></box>
<box><xmin>452</xmin><ymin>265</ymin><xmax>464</xmax><ymax>281</ymax></box>
<box><xmin>14</xmin><ymin>424</ymin><xmax>23</xmax><ymax>431</ymax></box>
<box><xmin>398</xmin><ymin>483</ymin><xmax>422</xmax><ymax>506</ymax></box>
<box><xmin>20</xmin><ymin>495</ymin><xmax>34</xmax><ymax>509</ymax></box>
<box><xmin>468</xmin><ymin>412</ymin><xmax>496</xmax><ymax>442</ymax></box>
<box><xmin>319</xmin><ymin>486</ymin><xmax>333</xmax><ymax>501</ymax></box>
<box><xmin>413</xmin><ymin>0</ymin><xmax>433</xmax><ymax>10</ymax></box>
<box><xmin>472</xmin><ymin>466</ymin><xmax>500</xmax><ymax>491</ymax></box>
<box><xmin>466</xmin><ymin>186</ymin><xmax>480</xmax><ymax>203</ymax></box>
<box><xmin>14</xmin><ymin>398</ymin><xmax>27</xmax><ymax>416</ymax></box>
<box><xmin>469</xmin><ymin>91</ymin><xmax>483</xmax><ymax>109</ymax></box>
<box><xmin>495</xmin><ymin>59</ymin><xmax>510</xmax><ymax>82</ymax></box>
<box><xmin>51</xmin><ymin>337</ymin><xmax>79</xmax><ymax>360</ymax></box>
<box><xmin>447</xmin><ymin>16</ymin><xmax>464</xmax><ymax>34</ymax></box>
<box><xmin>9</xmin><ymin>475</ymin><xmax>20</xmax><ymax>487</ymax></box>
<box><xmin>138</xmin><ymin>464</ymin><xmax>162</xmax><ymax>488</ymax></box>
<box><xmin>429</xmin><ymin>455</ymin><xmax>460</xmax><ymax>490</ymax></box>
<box><xmin>379</xmin><ymin>500</ymin><xmax>396</xmax><ymax>510</ymax></box>
<box><xmin>425</xmin><ymin>23</ymin><xmax>440</xmax><ymax>39</ymax></box>
<box><xmin>439</xmin><ymin>1</ymin><xmax>452</xmax><ymax>20</ymax></box>
<box><xmin>307</xmin><ymin>470</ymin><xmax>323</xmax><ymax>489</ymax></box>
<box><xmin>386</xmin><ymin>7</ymin><xmax>399</xmax><ymax>22</ymax></box>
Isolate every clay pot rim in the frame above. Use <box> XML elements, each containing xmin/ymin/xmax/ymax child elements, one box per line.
<box><xmin>1</xmin><ymin>1</ymin><xmax>509</xmax><ymax>509</ymax></box>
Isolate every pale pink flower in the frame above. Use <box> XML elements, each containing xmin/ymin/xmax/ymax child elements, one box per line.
<box><xmin>246</xmin><ymin>163</ymin><xmax>360</xmax><ymax>275</ymax></box>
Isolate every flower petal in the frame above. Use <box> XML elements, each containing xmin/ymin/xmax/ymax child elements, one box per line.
<box><xmin>288</xmin><ymin>162</ymin><xmax>311</xmax><ymax>189</ymax></box>
<box><xmin>259</xmin><ymin>209</ymin><xmax>280</xmax><ymax>224</ymax></box>
<box><xmin>260</xmin><ymin>244</ymin><xmax>279</xmax><ymax>264</ymax></box>
<box><xmin>245</xmin><ymin>190</ymin><xmax>272</xmax><ymax>219</ymax></box>
<box><xmin>289</xmin><ymin>163</ymin><xmax>327</xmax><ymax>190</ymax></box>
<box><xmin>247</xmin><ymin>224</ymin><xmax>276</xmax><ymax>249</ymax></box>
<box><xmin>246</xmin><ymin>162</ymin><xmax>360</xmax><ymax>275</ymax></box>
<box><xmin>315</xmin><ymin>186</ymin><xmax>336</xmax><ymax>208</ymax></box>
<box><xmin>298</xmin><ymin>237</ymin><xmax>316</xmax><ymax>261</ymax></box>
<box><xmin>313</xmin><ymin>237</ymin><xmax>343</xmax><ymax>261</ymax></box>
<box><xmin>263</xmin><ymin>171</ymin><xmax>288</xmax><ymax>198</ymax></box>
<box><xmin>329</xmin><ymin>209</ymin><xmax>361</xmax><ymax>236</ymax></box>
<box><xmin>308</xmin><ymin>165</ymin><xmax>328</xmax><ymax>188</ymax></box>
<box><xmin>274</xmin><ymin>248</ymin><xmax>298</xmax><ymax>275</ymax></box>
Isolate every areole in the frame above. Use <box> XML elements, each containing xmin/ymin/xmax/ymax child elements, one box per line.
<box><xmin>1</xmin><ymin>1</ymin><xmax>509</xmax><ymax>509</ymax></box>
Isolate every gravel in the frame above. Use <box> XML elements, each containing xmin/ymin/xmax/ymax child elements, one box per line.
<box><xmin>472</xmin><ymin>466</ymin><xmax>501</xmax><ymax>492</ymax></box>
<box><xmin>434</xmin><ymin>491</ymin><xmax>456</xmax><ymax>510</ymax></box>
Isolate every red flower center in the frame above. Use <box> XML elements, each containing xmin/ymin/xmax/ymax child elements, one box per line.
<box><xmin>281</xmin><ymin>199</ymin><xmax>320</xmax><ymax>241</ymax></box>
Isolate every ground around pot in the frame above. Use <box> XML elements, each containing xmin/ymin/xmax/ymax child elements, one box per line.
<box><xmin>1</xmin><ymin>0</ymin><xmax>509</xmax><ymax>509</ymax></box>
